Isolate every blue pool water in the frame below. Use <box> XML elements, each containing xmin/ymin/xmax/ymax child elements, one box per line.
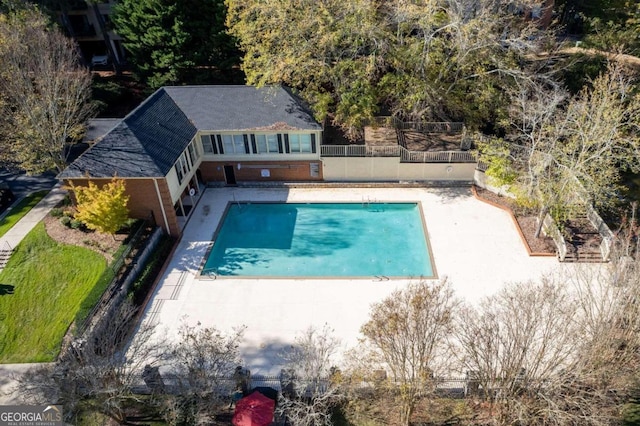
<box><xmin>203</xmin><ymin>203</ymin><xmax>433</xmax><ymax>277</ymax></box>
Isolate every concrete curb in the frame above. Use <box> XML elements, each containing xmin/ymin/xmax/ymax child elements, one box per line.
<box><xmin>471</xmin><ymin>186</ymin><xmax>556</xmax><ymax>258</ymax></box>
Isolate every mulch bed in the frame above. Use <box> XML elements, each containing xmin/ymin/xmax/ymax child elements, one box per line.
<box><xmin>43</xmin><ymin>214</ymin><xmax>125</xmax><ymax>262</ymax></box>
<box><xmin>473</xmin><ymin>186</ymin><xmax>556</xmax><ymax>255</ymax></box>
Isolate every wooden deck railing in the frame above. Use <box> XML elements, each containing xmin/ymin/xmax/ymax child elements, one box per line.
<box><xmin>367</xmin><ymin>117</ymin><xmax>465</xmax><ymax>134</ymax></box>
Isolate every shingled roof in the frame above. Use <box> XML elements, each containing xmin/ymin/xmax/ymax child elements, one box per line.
<box><xmin>164</xmin><ymin>85</ymin><xmax>321</xmax><ymax>131</ymax></box>
<box><xmin>60</xmin><ymin>85</ymin><xmax>320</xmax><ymax>179</ymax></box>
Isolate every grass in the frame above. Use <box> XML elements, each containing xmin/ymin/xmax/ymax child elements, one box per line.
<box><xmin>0</xmin><ymin>223</ymin><xmax>107</xmax><ymax>362</ymax></box>
<box><xmin>0</xmin><ymin>190</ymin><xmax>49</xmax><ymax>238</ymax></box>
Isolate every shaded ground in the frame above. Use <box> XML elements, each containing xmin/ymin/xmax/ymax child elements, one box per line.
<box><xmin>92</xmin><ymin>71</ymin><xmax>148</xmax><ymax>118</ymax></box>
<box><xmin>474</xmin><ymin>187</ymin><xmax>556</xmax><ymax>255</ymax></box>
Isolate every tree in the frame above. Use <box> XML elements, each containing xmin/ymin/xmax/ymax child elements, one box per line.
<box><xmin>0</xmin><ymin>6</ymin><xmax>95</xmax><ymax>174</ymax></box>
<box><xmin>455</xmin><ymin>234</ymin><xmax>640</xmax><ymax>426</ymax></box>
<box><xmin>226</xmin><ymin>0</ymin><xmax>385</xmax><ymax>138</ymax></box>
<box><xmin>359</xmin><ymin>278</ymin><xmax>457</xmax><ymax>426</ymax></box>
<box><xmin>15</xmin><ymin>302</ymin><xmax>165</xmax><ymax>424</ymax></box>
<box><xmin>226</xmin><ymin>0</ymin><xmax>550</xmax><ymax>136</ymax></box>
<box><xmin>481</xmin><ymin>63</ymin><xmax>640</xmax><ymax>234</ymax></box>
<box><xmin>278</xmin><ymin>325</ymin><xmax>343</xmax><ymax>426</ymax></box>
<box><xmin>455</xmin><ymin>279</ymin><xmax>583</xmax><ymax>424</ymax></box>
<box><xmin>113</xmin><ymin>0</ymin><xmax>241</xmax><ymax>89</ymax></box>
<box><xmin>69</xmin><ymin>177</ymin><xmax>130</xmax><ymax>235</ymax></box>
<box><xmin>163</xmin><ymin>321</ymin><xmax>245</xmax><ymax>425</ymax></box>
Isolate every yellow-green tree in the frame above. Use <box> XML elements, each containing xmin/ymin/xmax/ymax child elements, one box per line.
<box><xmin>70</xmin><ymin>178</ymin><xmax>130</xmax><ymax>235</ymax></box>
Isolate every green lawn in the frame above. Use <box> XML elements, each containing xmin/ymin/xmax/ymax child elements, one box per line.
<box><xmin>0</xmin><ymin>223</ymin><xmax>107</xmax><ymax>362</ymax></box>
<box><xmin>0</xmin><ymin>190</ymin><xmax>49</xmax><ymax>238</ymax></box>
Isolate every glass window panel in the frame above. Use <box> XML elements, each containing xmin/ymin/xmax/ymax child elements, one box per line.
<box><xmin>267</xmin><ymin>135</ymin><xmax>278</xmax><ymax>152</ymax></box>
<box><xmin>233</xmin><ymin>134</ymin><xmax>245</xmax><ymax>153</ymax></box>
<box><xmin>300</xmin><ymin>134</ymin><xmax>312</xmax><ymax>152</ymax></box>
<box><xmin>180</xmin><ymin>154</ymin><xmax>189</xmax><ymax>174</ymax></box>
<box><xmin>222</xmin><ymin>135</ymin><xmax>234</xmax><ymax>153</ymax></box>
<box><xmin>289</xmin><ymin>134</ymin><xmax>300</xmax><ymax>152</ymax></box>
<box><xmin>201</xmin><ymin>135</ymin><xmax>213</xmax><ymax>153</ymax></box>
<box><xmin>256</xmin><ymin>135</ymin><xmax>267</xmax><ymax>153</ymax></box>
<box><xmin>188</xmin><ymin>142</ymin><xmax>197</xmax><ymax>163</ymax></box>
<box><xmin>175</xmin><ymin>163</ymin><xmax>183</xmax><ymax>183</ymax></box>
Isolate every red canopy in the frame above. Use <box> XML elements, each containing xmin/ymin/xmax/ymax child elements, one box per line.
<box><xmin>232</xmin><ymin>391</ymin><xmax>276</xmax><ymax>426</ymax></box>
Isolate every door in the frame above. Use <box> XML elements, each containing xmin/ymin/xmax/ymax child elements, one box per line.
<box><xmin>223</xmin><ymin>165</ymin><xmax>236</xmax><ymax>185</ymax></box>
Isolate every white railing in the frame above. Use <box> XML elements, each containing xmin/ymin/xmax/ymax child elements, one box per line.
<box><xmin>321</xmin><ymin>144</ymin><xmax>478</xmax><ymax>163</ymax></box>
<box><xmin>542</xmin><ymin>213</ymin><xmax>567</xmax><ymax>261</ymax></box>
<box><xmin>585</xmin><ymin>203</ymin><xmax>614</xmax><ymax>261</ymax></box>
<box><xmin>320</xmin><ymin>145</ymin><xmax>400</xmax><ymax>157</ymax></box>
<box><xmin>400</xmin><ymin>147</ymin><xmax>477</xmax><ymax>163</ymax></box>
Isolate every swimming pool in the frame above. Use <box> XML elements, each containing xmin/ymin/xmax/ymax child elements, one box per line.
<box><xmin>202</xmin><ymin>202</ymin><xmax>434</xmax><ymax>277</ymax></box>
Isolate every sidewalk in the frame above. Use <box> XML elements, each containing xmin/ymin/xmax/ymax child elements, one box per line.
<box><xmin>0</xmin><ymin>363</ymin><xmax>53</xmax><ymax>405</ymax></box>
<box><xmin>0</xmin><ymin>186</ymin><xmax>65</xmax><ymax>403</ymax></box>
<box><xmin>0</xmin><ymin>184</ymin><xmax>67</xmax><ymax>253</ymax></box>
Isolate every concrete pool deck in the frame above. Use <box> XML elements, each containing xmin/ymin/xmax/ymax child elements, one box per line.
<box><xmin>140</xmin><ymin>186</ymin><xmax>591</xmax><ymax>374</ymax></box>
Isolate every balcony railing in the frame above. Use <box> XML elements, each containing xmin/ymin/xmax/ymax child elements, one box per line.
<box><xmin>320</xmin><ymin>145</ymin><xmax>400</xmax><ymax>157</ymax></box>
<box><xmin>320</xmin><ymin>144</ymin><xmax>478</xmax><ymax>164</ymax></box>
<box><xmin>400</xmin><ymin>148</ymin><xmax>476</xmax><ymax>163</ymax></box>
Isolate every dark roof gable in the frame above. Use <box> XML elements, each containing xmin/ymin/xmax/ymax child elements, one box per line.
<box><xmin>60</xmin><ymin>89</ymin><xmax>197</xmax><ymax>178</ymax></box>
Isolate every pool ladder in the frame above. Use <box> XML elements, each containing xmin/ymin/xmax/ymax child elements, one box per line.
<box><xmin>362</xmin><ymin>196</ymin><xmax>377</xmax><ymax>208</ymax></box>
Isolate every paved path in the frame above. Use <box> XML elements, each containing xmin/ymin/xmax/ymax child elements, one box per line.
<box><xmin>0</xmin><ymin>363</ymin><xmax>53</xmax><ymax>405</ymax></box>
<box><xmin>0</xmin><ymin>186</ymin><xmax>65</xmax><ymax>403</ymax></box>
<box><xmin>0</xmin><ymin>184</ymin><xmax>67</xmax><ymax>253</ymax></box>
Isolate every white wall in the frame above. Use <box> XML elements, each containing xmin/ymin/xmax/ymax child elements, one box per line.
<box><xmin>322</xmin><ymin>157</ymin><xmax>476</xmax><ymax>181</ymax></box>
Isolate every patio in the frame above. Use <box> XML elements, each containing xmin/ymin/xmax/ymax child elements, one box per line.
<box><xmin>139</xmin><ymin>186</ymin><xmax>588</xmax><ymax>375</ymax></box>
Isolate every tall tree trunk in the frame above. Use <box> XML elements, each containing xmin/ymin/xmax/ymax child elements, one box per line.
<box><xmin>534</xmin><ymin>206</ymin><xmax>549</xmax><ymax>238</ymax></box>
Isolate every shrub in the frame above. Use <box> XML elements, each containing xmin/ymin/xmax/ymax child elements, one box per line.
<box><xmin>50</xmin><ymin>208</ymin><xmax>64</xmax><ymax>218</ymax></box>
<box><xmin>69</xmin><ymin>178</ymin><xmax>130</xmax><ymax>235</ymax></box>
<box><xmin>70</xmin><ymin>219</ymin><xmax>83</xmax><ymax>230</ymax></box>
<box><xmin>60</xmin><ymin>216</ymin><xmax>71</xmax><ymax>227</ymax></box>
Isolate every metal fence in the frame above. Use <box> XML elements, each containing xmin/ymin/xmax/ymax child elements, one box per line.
<box><xmin>400</xmin><ymin>148</ymin><xmax>477</xmax><ymax>163</ymax></box>
<box><xmin>320</xmin><ymin>145</ymin><xmax>400</xmax><ymax>157</ymax></box>
<box><xmin>136</xmin><ymin>372</ymin><xmax>474</xmax><ymax>400</ymax></box>
<box><xmin>76</xmin><ymin>220</ymin><xmax>154</xmax><ymax>335</ymax></box>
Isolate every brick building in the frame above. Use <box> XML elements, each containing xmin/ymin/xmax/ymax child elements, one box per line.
<box><xmin>59</xmin><ymin>85</ymin><xmax>323</xmax><ymax>236</ymax></box>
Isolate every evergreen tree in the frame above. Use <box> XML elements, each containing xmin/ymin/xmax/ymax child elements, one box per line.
<box><xmin>113</xmin><ymin>0</ymin><xmax>241</xmax><ymax>89</ymax></box>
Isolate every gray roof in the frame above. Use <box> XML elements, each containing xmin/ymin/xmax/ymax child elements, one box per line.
<box><xmin>82</xmin><ymin>118</ymin><xmax>122</xmax><ymax>144</ymax></box>
<box><xmin>164</xmin><ymin>85</ymin><xmax>321</xmax><ymax>131</ymax></box>
<box><xmin>60</xmin><ymin>85</ymin><xmax>321</xmax><ymax>179</ymax></box>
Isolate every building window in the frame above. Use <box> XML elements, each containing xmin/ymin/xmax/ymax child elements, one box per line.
<box><xmin>255</xmin><ymin>134</ymin><xmax>279</xmax><ymax>154</ymax></box>
<box><xmin>187</xmin><ymin>141</ymin><xmax>197</xmax><ymax>165</ymax></box>
<box><xmin>234</xmin><ymin>135</ymin><xmax>247</xmax><ymax>153</ymax></box>
<box><xmin>221</xmin><ymin>134</ymin><xmax>248</xmax><ymax>154</ymax></box>
<box><xmin>289</xmin><ymin>134</ymin><xmax>312</xmax><ymax>153</ymax></box>
<box><xmin>175</xmin><ymin>163</ymin><xmax>184</xmax><ymax>184</ymax></box>
<box><xmin>201</xmin><ymin>135</ymin><xmax>213</xmax><ymax>153</ymax></box>
<box><xmin>174</xmin><ymin>151</ymin><xmax>193</xmax><ymax>185</ymax></box>
<box><xmin>268</xmin><ymin>135</ymin><xmax>279</xmax><ymax>152</ymax></box>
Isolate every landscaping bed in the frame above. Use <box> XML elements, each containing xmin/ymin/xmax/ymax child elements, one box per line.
<box><xmin>43</xmin><ymin>213</ymin><xmax>125</xmax><ymax>261</ymax></box>
<box><xmin>474</xmin><ymin>186</ymin><xmax>556</xmax><ymax>255</ymax></box>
